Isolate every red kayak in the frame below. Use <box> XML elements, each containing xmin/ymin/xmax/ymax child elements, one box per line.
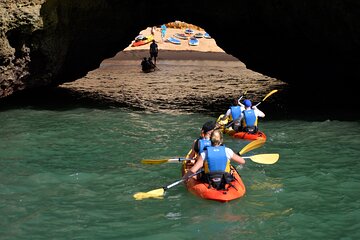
<box><xmin>216</xmin><ymin>114</ymin><xmax>267</xmax><ymax>141</ymax></box>
<box><xmin>131</xmin><ymin>35</ymin><xmax>154</xmax><ymax>47</ymax></box>
<box><xmin>182</xmin><ymin>161</ymin><xmax>246</xmax><ymax>202</ymax></box>
<box><xmin>226</xmin><ymin>129</ymin><xmax>267</xmax><ymax>141</ymax></box>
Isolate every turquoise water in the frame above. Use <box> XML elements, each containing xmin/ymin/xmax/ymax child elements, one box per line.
<box><xmin>0</xmin><ymin>107</ymin><xmax>359</xmax><ymax>239</ymax></box>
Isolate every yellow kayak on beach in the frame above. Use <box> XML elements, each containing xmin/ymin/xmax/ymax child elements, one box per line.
<box><xmin>132</xmin><ymin>34</ymin><xmax>154</xmax><ymax>47</ymax></box>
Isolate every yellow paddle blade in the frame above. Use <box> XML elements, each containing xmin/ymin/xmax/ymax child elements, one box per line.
<box><xmin>239</xmin><ymin>139</ymin><xmax>266</xmax><ymax>155</ymax></box>
<box><xmin>133</xmin><ymin>188</ymin><xmax>165</xmax><ymax>200</ymax></box>
<box><xmin>141</xmin><ymin>159</ymin><xmax>169</xmax><ymax>164</ymax></box>
<box><xmin>249</xmin><ymin>153</ymin><xmax>279</xmax><ymax>164</ymax></box>
<box><xmin>262</xmin><ymin>89</ymin><xmax>278</xmax><ymax>101</ymax></box>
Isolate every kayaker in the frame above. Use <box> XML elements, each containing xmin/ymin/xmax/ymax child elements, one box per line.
<box><xmin>183</xmin><ymin>130</ymin><xmax>245</xmax><ymax>190</ymax></box>
<box><xmin>240</xmin><ymin>99</ymin><xmax>265</xmax><ymax>133</ymax></box>
<box><xmin>187</xmin><ymin>121</ymin><xmax>216</xmax><ymax>160</ymax></box>
<box><xmin>220</xmin><ymin>98</ymin><xmax>244</xmax><ymax>131</ymax></box>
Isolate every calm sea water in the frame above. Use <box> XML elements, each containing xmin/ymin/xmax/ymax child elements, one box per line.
<box><xmin>0</xmin><ymin>106</ymin><xmax>359</xmax><ymax>240</ymax></box>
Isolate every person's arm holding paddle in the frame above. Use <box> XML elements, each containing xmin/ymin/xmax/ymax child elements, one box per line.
<box><xmin>252</xmin><ymin>105</ymin><xmax>265</xmax><ymax>118</ymax></box>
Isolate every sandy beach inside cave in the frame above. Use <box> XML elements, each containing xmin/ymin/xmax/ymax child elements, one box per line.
<box><xmin>60</xmin><ymin>26</ymin><xmax>287</xmax><ymax>114</ymax></box>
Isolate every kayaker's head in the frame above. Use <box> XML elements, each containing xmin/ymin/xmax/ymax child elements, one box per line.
<box><xmin>152</xmin><ymin>40</ymin><xmax>155</xmax><ymax>43</ymax></box>
<box><xmin>233</xmin><ymin>98</ymin><xmax>239</xmax><ymax>106</ymax></box>
<box><xmin>201</xmin><ymin>121</ymin><xmax>216</xmax><ymax>135</ymax></box>
<box><xmin>210</xmin><ymin>130</ymin><xmax>223</xmax><ymax>146</ymax></box>
<box><xmin>244</xmin><ymin>99</ymin><xmax>252</xmax><ymax>108</ymax></box>
<box><xmin>143</xmin><ymin>57</ymin><xmax>147</xmax><ymax>60</ymax></box>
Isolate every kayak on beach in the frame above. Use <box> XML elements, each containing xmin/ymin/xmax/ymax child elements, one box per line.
<box><xmin>174</xmin><ymin>33</ymin><xmax>189</xmax><ymax>40</ymax></box>
<box><xmin>188</xmin><ymin>37</ymin><xmax>199</xmax><ymax>46</ymax></box>
<box><xmin>166</xmin><ymin>37</ymin><xmax>181</xmax><ymax>45</ymax></box>
<box><xmin>132</xmin><ymin>34</ymin><xmax>154</xmax><ymax>47</ymax></box>
<box><xmin>181</xmin><ymin>160</ymin><xmax>246</xmax><ymax>202</ymax></box>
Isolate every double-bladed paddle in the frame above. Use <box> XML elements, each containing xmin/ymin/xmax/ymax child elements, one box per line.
<box><xmin>254</xmin><ymin>89</ymin><xmax>278</xmax><ymax>107</ymax></box>
<box><xmin>140</xmin><ymin>139</ymin><xmax>266</xmax><ymax>165</ymax></box>
<box><xmin>223</xmin><ymin>89</ymin><xmax>278</xmax><ymax>128</ymax></box>
<box><xmin>133</xmin><ymin>170</ymin><xmax>202</xmax><ymax>200</ymax></box>
<box><xmin>141</xmin><ymin>153</ymin><xmax>279</xmax><ymax>165</ymax></box>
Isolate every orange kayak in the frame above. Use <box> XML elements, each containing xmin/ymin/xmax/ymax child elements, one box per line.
<box><xmin>182</xmin><ymin>162</ymin><xmax>246</xmax><ymax>202</ymax></box>
<box><xmin>225</xmin><ymin>129</ymin><xmax>267</xmax><ymax>141</ymax></box>
<box><xmin>131</xmin><ymin>35</ymin><xmax>154</xmax><ymax>47</ymax></box>
<box><xmin>216</xmin><ymin>114</ymin><xmax>267</xmax><ymax>141</ymax></box>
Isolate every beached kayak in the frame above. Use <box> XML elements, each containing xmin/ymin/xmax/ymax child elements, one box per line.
<box><xmin>166</xmin><ymin>37</ymin><xmax>181</xmax><ymax>45</ymax></box>
<box><xmin>188</xmin><ymin>37</ymin><xmax>199</xmax><ymax>46</ymax></box>
<box><xmin>181</xmin><ymin>161</ymin><xmax>246</xmax><ymax>202</ymax></box>
<box><xmin>132</xmin><ymin>35</ymin><xmax>154</xmax><ymax>47</ymax></box>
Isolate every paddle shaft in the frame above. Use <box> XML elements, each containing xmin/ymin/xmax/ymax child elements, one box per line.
<box><xmin>225</xmin><ymin>90</ymin><xmax>277</xmax><ymax>128</ymax></box>
<box><xmin>254</xmin><ymin>89</ymin><xmax>278</xmax><ymax>107</ymax></box>
<box><xmin>164</xmin><ymin>170</ymin><xmax>202</xmax><ymax>190</ymax></box>
<box><xmin>160</xmin><ymin>153</ymin><xmax>277</xmax><ymax>165</ymax></box>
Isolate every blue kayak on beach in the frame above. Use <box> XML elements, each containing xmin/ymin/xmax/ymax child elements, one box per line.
<box><xmin>188</xmin><ymin>37</ymin><xmax>199</xmax><ymax>46</ymax></box>
<box><xmin>166</xmin><ymin>37</ymin><xmax>181</xmax><ymax>45</ymax></box>
<box><xmin>204</xmin><ymin>32</ymin><xmax>211</xmax><ymax>39</ymax></box>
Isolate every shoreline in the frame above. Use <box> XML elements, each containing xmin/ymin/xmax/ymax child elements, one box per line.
<box><xmin>109</xmin><ymin>49</ymin><xmax>240</xmax><ymax>62</ymax></box>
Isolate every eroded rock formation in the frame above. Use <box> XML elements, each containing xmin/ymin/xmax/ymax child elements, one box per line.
<box><xmin>1</xmin><ymin>0</ymin><xmax>359</xmax><ymax>109</ymax></box>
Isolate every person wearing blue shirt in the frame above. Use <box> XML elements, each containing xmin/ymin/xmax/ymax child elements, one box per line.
<box><xmin>221</xmin><ymin>98</ymin><xmax>244</xmax><ymax>131</ymax></box>
<box><xmin>240</xmin><ymin>99</ymin><xmax>265</xmax><ymax>133</ymax></box>
<box><xmin>183</xmin><ymin>130</ymin><xmax>245</xmax><ymax>189</ymax></box>
<box><xmin>187</xmin><ymin>121</ymin><xmax>216</xmax><ymax>160</ymax></box>
<box><xmin>160</xmin><ymin>24</ymin><xmax>167</xmax><ymax>42</ymax></box>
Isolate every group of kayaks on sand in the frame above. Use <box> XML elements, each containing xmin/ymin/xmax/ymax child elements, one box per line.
<box><xmin>134</xmin><ymin>90</ymin><xmax>279</xmax><ymax>202</ymax></box>
<box><xmin>132</xmin><ymin>25</ymin><xmax>212</xmax><ymax>73</ymax></box>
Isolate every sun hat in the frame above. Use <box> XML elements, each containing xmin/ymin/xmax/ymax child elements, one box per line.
<box><xmin>243</xmin><ymin>99</ymin><xmax>252</xmax><ymax>107</ymax></box>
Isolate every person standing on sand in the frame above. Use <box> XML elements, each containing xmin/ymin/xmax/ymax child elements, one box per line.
<box><xmin>160</xmin><ymin>24</ymin><xmax>167</xmax><ymax>41</ymax></box>
<box><xmin>151</xmin><ymin>26</ymin><xmax>156</xmax><ymax>36</ymax></box>
<box><xmin>149</xmin><ymin>40</ymin><xmax>158</xmax><ymax>65</ymax></box>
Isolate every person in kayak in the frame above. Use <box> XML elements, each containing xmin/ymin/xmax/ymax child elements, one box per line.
<box><xmin>220</xmin><ymin>98</ymin><xmax>244</xmax><ymax>131</ymax></box>
<box><xmin>240</xmin><ymin>99</ymin><xmax>265</xmax><ymax>133</ymax></box>
<box><xmin>187</xmin><ymin>121</ymin><xmax>216</xmax><ymax>160</ymax></box>
<box><xmin>183</xmin><ymin>129</ymin><xmax>245</xmax><ymax>190</ymax></box>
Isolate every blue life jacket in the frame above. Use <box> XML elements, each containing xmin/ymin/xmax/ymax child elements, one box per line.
<box><xmin>230</xmin><ymin>106</ymin><xmax>241</xmax><ymax>121</ymax></box>
<box><xmin>204</xmin><ymin>146</ymin><xmax>230</xmax><ymax>173</ymax></box>
<box><xmin>198</xmin><ymin>139</ymin><xmax>211</xmax><ymax>154</ymax></box>
<box><xmin>242</xmin><ymin>109</ymin><xmax>257</xmax><ymax>127</ymax></box>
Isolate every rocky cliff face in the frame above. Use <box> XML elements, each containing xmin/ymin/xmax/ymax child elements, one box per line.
<box><xmin>1</xmin><ymin>0</ymin><xmax>359</xmax><ymax>108</ymax></box>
